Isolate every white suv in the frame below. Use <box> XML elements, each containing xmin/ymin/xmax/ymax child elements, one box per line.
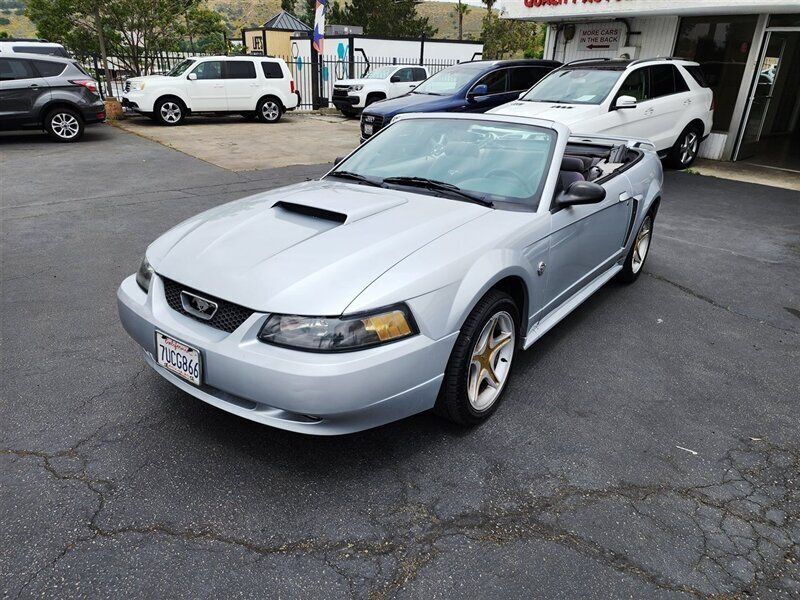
<box><xmin>491</xmin><ymin>58</ymin><xmax>714</xmax><ymax>169</ymax></box>
<box><xmin>122</xmin><ymin>56</ymin><xmax>299</xmax><ymax>125</ymax></box>
<box><xmin>331</xmin><ymin>65</ymin><xmax>429</xmax><ymax>117</ymax></box>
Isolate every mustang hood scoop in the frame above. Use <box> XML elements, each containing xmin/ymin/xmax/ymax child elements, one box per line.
<box><xmin>148</xmin><ymin>180</ymin><xmax>488</xmax><ymax>315</ymax></box>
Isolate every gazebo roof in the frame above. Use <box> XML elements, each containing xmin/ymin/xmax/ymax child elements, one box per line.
<box><xmin>263</xmin><ymin>11</ymin><xmax>312</xmax><ymax>32</ymax></box>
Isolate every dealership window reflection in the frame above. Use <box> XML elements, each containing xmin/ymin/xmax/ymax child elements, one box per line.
<box><xmin>674</xmin><ymin>15</ymin><xmax>758</xmax><ymax>132</ymax></box>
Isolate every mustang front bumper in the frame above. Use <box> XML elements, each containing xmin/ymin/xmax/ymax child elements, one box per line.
<box><xmin>117</xmin><ymin>274</ymin><xmax>456</xmax><ymax>435</ymax></box>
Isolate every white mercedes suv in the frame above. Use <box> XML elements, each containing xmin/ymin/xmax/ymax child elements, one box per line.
<box><xmin>331</xmin><ymin>65</ymin><xmax>429</xmax><ymax>117</ymax></box>
<box><xmin>122</xmin><ymin>56</ymin><xmax>299</xmax><ymax>125</ymax></box>
<box><xmin>491</xmin><ymin>57</ymin><xmax>714</xmax><ymax>169</ymax></box>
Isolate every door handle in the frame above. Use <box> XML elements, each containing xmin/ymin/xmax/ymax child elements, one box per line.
<box><xmin>29</xmin><ymin>83</ymin><xmax>39</xmax><ymax>88</ymax></box>
<box><xmin>619</xmin><ymin>192</ymin><xmax>633</xmax><ymax>203</ymax></box>
<box><xmin>644</xmin><ymin>108</ymin><xmax>654</xmax><ymax>116</ymax></box>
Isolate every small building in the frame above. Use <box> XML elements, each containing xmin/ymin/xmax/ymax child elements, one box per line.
<box><xmin>241</xmin><ymin>11</ymin><xmax>311</xmax><ymax>58</ymax></box>
<box><xmin>497</xmin><ymin>0</ymin><xmax>800</xmax><ymax>171</ymax></box>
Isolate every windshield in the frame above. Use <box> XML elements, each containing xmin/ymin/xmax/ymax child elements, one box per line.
<box><xmin>364</xmin><ymin>66</ymin><xmax>396</xmax><ymax>79</ymax></box>
<box><xmin>167</xmin><ymin>59</ymin><xmax>195</xmax><ymax>77</ymax></box>
<box><xmin>521</xmin><ymin>68</ymin><xmax>621</xmax><ymax>104</ymax></box>
<box><xmin>413</xmin><ymin>64</ymin><xmax>483</xmax><ymax>96</ymax></box>
<box><xmin>329</xmin><ymin>118</ymin><xmax>556</xmax><ymax>208</ymax></box>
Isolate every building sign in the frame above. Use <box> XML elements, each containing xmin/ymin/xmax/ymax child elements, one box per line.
<box><xmin>576</xmin><ymin>23</ymin><xmax>623</xmax><ymax>51</ymax></box>
<box><xmin>523</xmin><ymin>0</ymin><xmax>627</xmax><ymax>8</ymax></box>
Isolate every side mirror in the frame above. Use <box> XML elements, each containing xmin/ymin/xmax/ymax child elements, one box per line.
<box><xmin>468</xmin><ymin>84</ymin><xmax>489</xmax><ymax>101</ymax></box>
<box><xmin>333</xmin><ymin>156</ymin><xmax>345</xmax><ymax>166</ymax></box>
<box><xmin>518</xmin><ymin>91</ymin><xmax>526</xmax><ymax>99</ymax></box>
<box><xmin>556</xmin><ymin>181</ymin><xmax>606</xmax><ymax>208</ymax></box>
<box><xmin>390</xmin><ymin>74</ymin><xmax>401</xmax><ymax>83</ymax></box>
<box><xmin>615</xmin><ymin>95</ymin><xmax>637</xmax><ymax>109</ymax></box>
<box><xmin>187</xmin><ymin>72</ymin><xmax>197</xmax><ymax>81</ymax></box>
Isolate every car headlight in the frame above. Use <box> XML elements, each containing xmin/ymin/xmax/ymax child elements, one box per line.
<box><xmin>258</xmin><ymin>305</ymin><xmax>417</xmax><ymax>352</ymax></box>
<box><xmin>135</xmin><ymin>256</ymin><xmax>154</xmax><ymax>292</ymax></box>
<box><xmin>131</xmin><ymin>81</ymin><xmax>145</xmax><ymax>91</ymax></box>
<box><xmin>349</xmin><ymin>84</ymin><xmax>363</xmax><ymax>92</ymax></box>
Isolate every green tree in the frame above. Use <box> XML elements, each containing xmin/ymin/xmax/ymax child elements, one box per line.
<box><xmin>335</xmin><ymin>0</ymin><xmax>436</xmax><ymax>38</ymax></box>
<box><xmin>454</xmin><ymin>0</ymin><xmax>470</xmax><ymax>41</ymax></box>
<box><xmin>280</xmin><ymin>0</ymin><xmax>295</xmax><ymax>13</ymax></box>
<box><xmin>480</xmin><ymin>0</ymin><xmax>542</xmax><ymax>59</ymax></box>
<box><xmin>0</xmin><ymin>29</ymin><xmax>9</xmax><ymax>38</ymax></box>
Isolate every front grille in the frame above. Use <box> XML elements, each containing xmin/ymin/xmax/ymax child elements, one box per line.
<box><xmin>361</xmin><ymin>114</ymin><xmax>384</xmax><ymax>138</ymax></box>
<box><xmin>332</xmin><ymin>87</ymin><xmax>349</xmax><ymax>98</ymax></box>
<box><xmin>162</xmin><ymin>277</ymin><xmax>255</xmax><ymax>333</ymax></box>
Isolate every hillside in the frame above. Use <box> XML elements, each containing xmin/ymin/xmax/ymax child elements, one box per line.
<box><xmin>0</xmin><ymin>0</ymin><xmax>35</xmax><ymax>38</ymax></box>
<box><xmin>419</xmin><ymin>1</ymin><xmax>487</xmax><ymax>41</ymax></box>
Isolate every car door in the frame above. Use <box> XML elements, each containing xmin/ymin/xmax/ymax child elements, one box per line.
<box><xmin>390</xmin><ymin>67</ymin><xmax>419</xmax><ymax>97</ymax></box>
<box><xmin>542</xmin><ymin>169</ymin><xmax>635</xmax><ymax>314</ymax></box>
<box><xmin>186</xmin><ymin>60</ymin><xmax>226</xmax><ymax>111</ymax></box>
<box><xmin>224</xmin><ymin>60</ymin><xmax>258</xmax><ymax>111</ymax></box>
<box><xmin>597</xmin><ymin>67</ymin><xmax>660</xmax><ymax>143</ymax></box>
<box><xmin>646</xmin><ymin>64</ymin><xmax>693</xmax><ymax>150</ymax></box>
<box><xmin>0</xmin><ymin>57</ymin><xmax>49</xmax><ymax>127</ymax></box>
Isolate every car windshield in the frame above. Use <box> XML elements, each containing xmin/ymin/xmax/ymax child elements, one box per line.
<box><xmin>364</xmin><ymin>66</ymin><xmax>396</xmax><ymax>79</ymax></box>
<box><xmin>329</xmin><ymin>118</ymin><xmax>556</xmax><ymax>208</ymax></box>
<box><xmin>167</xmin><ymin>59</ymin><xmax>195</xmax><ymax>76</ymax></box>
<box><xmin>412</xmin><ymin>64</ymin><xmax>483</xmax><ymax>96</ymax></box>
<box><xmin>521</xmin><ymin>68</ymin><xmax>621</xmax><ymax>104</ymax></box>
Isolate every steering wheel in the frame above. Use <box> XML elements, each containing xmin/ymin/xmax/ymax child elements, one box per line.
<box><xmin>485</xmin><ymin>168</ymin><xmax>528</xmax><ymax>189</ymax></box>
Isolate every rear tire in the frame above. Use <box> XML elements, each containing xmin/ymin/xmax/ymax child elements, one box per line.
<box><xmin>666</xmin><ymin>124</ymin><xmax>702</xmax><ymax>169</ymax></box>
<box><xmin>434</xmin><ymin>290</ymin><xmax>519</xmax><ymax>427</ymax></box>
<box><xmin>617</xmin><ymin>211</ymin><xmax>654</xmax><ymax>283</ymax></box>
<box><xmin>44</xmin><ymin>108</ymin><xmax>84</xmax><ymax>142</ymax></box>
<box><xmin>256</xmin><ymin>97</ymin><xmax>283</xmax><ymax>123</ymax></box>
<box><xmin>155</xmin><ymin>97</ymin><xmax>185</xmax><ymax>126</ymax></box>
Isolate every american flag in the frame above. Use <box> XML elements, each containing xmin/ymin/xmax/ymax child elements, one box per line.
<box><xmin>313</xmin><ymin>0</ymin><xmax>328</xmax><ymax>54</ymax></box>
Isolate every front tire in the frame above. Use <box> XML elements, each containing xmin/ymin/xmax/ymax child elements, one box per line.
<box><xmin>434</xmin><ymin>290</ymin><xmax>519</xmax><ymax>426</ymax></box>
<box><xmin>155</xmin><ymin>98</ymin><xmax>185</xmax><ymax>126</ymax></box>
<box><xmin>44</xmin><ymin>108</ymin><xmax>84</xmax><ymax>142</ymax></box>
<box><xmin>617</xmin><ymin>212</ymin><xmax>654</xmax><ymax>283</ymax></box>
<box><xmin>666</xmin><ymin>124</ymin><xmax>702</xmax><ymax>169</ymax></box>
<box><xmin>257</xmin><ymin>97</ymin><xmax>283</xmax><ymax>123</ymax></box>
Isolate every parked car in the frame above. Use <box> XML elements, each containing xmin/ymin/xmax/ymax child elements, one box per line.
<box><xmin>117</xmin><ymin>112</ymin><xmax>663</xmax><ymax>435</ymax></box>
<box><xmin>0</xmin><ymin>39</ymin><xmax>69</xmax><ymax>57</ymax></box>
<box><xmin>491</xmin><ymin>57</ymin><xmax>714</xmax><ymax>169</ymax></box>
<box><xmin>121</xmin><ymin>56</ymin><xmax>299</xmax><ymax>125</ymax></box>
<box><xmin>0</xmin><ymin>53</ymin><xmax>105</xmax><ymax>142</ymax></box>
<box><xmin>331</xmin><ymin>64</ymin><xmax>429</xmax><ymax>117</ymax></box>
<box><xmin>358</xmin><ymin>59</ymin><xmax>561</xmax><ymax>141</ymax></box>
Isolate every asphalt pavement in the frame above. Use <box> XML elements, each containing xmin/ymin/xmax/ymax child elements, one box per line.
<box><xmin>2</xmin><ymin>124</ymin><xmax>799</xmax><ymax>598</ymax></box>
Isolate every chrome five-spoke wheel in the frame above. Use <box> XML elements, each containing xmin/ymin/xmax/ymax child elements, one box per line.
<box><xmin>50</xmin><ymin>112</ymin><xmax>80</xmax><ymax>140</ymax></box>
<box><xmin>259</xmin><ymin>100</ymin><xmax>281</xmax><ymax>123</ymax></box>
<box><xmin>160</xmin><ymin>102</ymin><xmax>182</xmax><ymax>124</ymax></box>
<box><xmin>631</xmin><ymin>215</ymin><xmax>652</xmax><ymax>275</ymax></box>
<box><xmin>467</xmin><ymin>311</ymin><xmax>515</xmax><ymax>412</ymax></box>
<box><xmin>680</xmin><ymin>131</ymin><xmax>699</xmax><ymax>166</ymax></box>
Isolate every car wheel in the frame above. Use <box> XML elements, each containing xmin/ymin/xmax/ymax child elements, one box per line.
<box><xmin>666</xmin><ymin>125</ymin><xmax>702</xmax><ymax>169</ymax></box>
<box><xmin>155</xmin><ymin>98</ymin><xmax>185</xmax><ymax>126</ymax></box>
<box><xmin>45</xmin><ymin>108</ymin><xmax>84</xmax><ymax>142</ymax></box>
<box><xmin>257</xmin><ymin>97</ymin><xmax>282</xmax><ymax>123</ymax></box>
<box><xmin>434</xmin><ymin>290</ymin><xmax>519</xmax><ymax>426</ymax></box>
<box><xmin>617</xmin><ymin>212</ymin><xmax>654</xmax><ymax>283</ymax></box>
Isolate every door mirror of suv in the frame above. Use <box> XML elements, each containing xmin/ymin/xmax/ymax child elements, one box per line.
<box><xmin>615</xmin><ymin>95</ymin><xmax>637</xmax><ymax>109</ymax></box>
<box><xmin>556</xmin><ymin>181</ymin><xmax>607</xmax><ymax>208</ymax></box>
<box><xmin>468</xmin><ymin>84</ymin><xmax>489</xmax><ymax>100</ymax></box>
<box><xmin>333</xmin><ymin>156</ymin><xmax>345</xmax><ymax>166</ymax></box>
<box><xmin>390</xmin><ymin>74</ymin><xmax>401</xmax><ymax>83</ymax></box>
<box><xmin>187</xmin><ymin>72</ymin><xmax>197</xmax><ymax>81</ymax></box>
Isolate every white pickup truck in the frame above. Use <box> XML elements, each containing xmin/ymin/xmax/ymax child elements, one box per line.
<box><xmin>331</xmin><ymin>65</ymin><xmax>429</xmax><ymax>117</ymax></box>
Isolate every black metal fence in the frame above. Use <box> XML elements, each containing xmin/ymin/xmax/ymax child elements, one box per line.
<box><xmin>81</xmin><ymin>52</ymin><xmax>462</xmax><ymax>110</ymax></box>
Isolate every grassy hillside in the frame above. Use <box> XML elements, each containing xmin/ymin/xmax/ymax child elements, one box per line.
<box><xmin>0</xmin><ymin>0</ymin><xmax>36</xmax><ymax>38</ymax></box>
<box><xmin>419</xmin><ymin>2</ymin><xmax>487</xmax><ymax>41</ymax></box>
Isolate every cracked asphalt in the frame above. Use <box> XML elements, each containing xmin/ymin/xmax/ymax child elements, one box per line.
<box><xmin>2</xmin><ymin>125</ymin><xmax>799</xmax><ymax>599</ymax></box>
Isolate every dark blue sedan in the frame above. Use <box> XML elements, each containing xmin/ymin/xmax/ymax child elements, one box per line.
<box><xmin>359</xmin><ymin>59</ymin><xmax>561</xmax><ymax>141</ymax></box>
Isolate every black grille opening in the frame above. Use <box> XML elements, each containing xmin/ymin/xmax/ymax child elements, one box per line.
<box><xmin>161</xmin><ymin>277</ymin><xmax>255</xmax><ymax>333</ymax></box>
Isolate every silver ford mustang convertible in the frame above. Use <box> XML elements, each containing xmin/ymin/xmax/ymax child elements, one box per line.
<box><xmin>118</xmin><ymin>113</ymin><xmax>663</xmax><ymax>435</ymax></box>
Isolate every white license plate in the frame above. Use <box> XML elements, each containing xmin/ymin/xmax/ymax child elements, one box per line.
<box><xmin>156</xmin><ymin>331</ymin><xmax>201</xmax><ymax>385</ymax></box>
<box><xmin>363</xmin><ymin>124</ymin><xmax>373</xmax><ymax>135</ymax></box>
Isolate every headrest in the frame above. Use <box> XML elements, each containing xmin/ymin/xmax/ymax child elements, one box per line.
<box><xmin>561</xmin><ymin>156</ymin><xmax>585</xmax><ymax>172</ymax></box>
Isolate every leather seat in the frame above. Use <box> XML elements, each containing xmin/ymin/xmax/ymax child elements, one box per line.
<box><xmin>559</xmin><ymin>156</ymin><xmax>586</xmax><ymax>190</ymax></box>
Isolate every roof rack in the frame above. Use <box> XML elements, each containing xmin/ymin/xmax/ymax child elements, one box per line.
<box><xmin>628</xmin><ymin>56</ymin><xmax>687</xmax><ymax>66</ymax></box>
<box><xmin>563</xmin><ymin>57</ymin><xmax>612</xmax><ymax>67</ymax></box>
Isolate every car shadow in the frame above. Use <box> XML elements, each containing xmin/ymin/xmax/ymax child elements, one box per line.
<box><xmin>0</xmin><ymin>125</ymin><xmax>116</xmax><ymax>145</ymax></box>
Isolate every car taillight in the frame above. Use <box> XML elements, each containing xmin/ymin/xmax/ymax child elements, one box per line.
<box><xmin>290</xmin><ymin>80</ymin><xmax>295</xmax><ymax>93</ymax></box>
<box><xmin>70</xmin><ymin>79</ymin><xmax>98</xmax><ymax>94</ymax></box>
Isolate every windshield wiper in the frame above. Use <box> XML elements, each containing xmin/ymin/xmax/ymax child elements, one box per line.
<box><xmin>327</xmin><ymin>170</ymin><xmax>383</xmax><ymax>188</ymax></box>
<box><xmin>382</xmin><ymin>176</ymin><xmax>493</xmax><ymax>207</ymax></box>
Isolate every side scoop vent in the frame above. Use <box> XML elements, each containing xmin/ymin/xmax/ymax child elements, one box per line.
<box><xmin>272</xmin><ymin>201</ymin><xmax>347</xmax><ymax>224</ymax></box>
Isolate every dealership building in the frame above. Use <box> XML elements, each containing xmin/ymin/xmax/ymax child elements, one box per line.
<box><xmin>497</xmin><ymin>0</ymin><xmax>800</xmax><ymax>171</ymax></box>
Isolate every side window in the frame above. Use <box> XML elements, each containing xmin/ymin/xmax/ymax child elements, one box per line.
<box><xmin>477</xmin><ymin>69</ymin><xmax>509</xmax><ymax>95</ymax></box>
<box><xmin>33</xmin><ymin>60</ymin><xmax>66</xmax><ymax>77</ymax></box>
<box><xmin>674</xmin><ymin>67</ymin><xmax>691</xmax><ymax>93</ymax></box>
<box><xmin>616</xmin><ymin>68</ymin><xmax>649</xmax><ymax>102</ymax></box>
<box><xmin>509</xmin><ymin>66</ymin><xmax>549</xmax><ymax>92</ymax></box>
<box><xmin>684</xmin><ymin>65</ymin><xmax>710</xmax><ymax>88</ymax></box>
<box><xmin>412</xmin><ymin>68</ymin><xmax>427</xmax><ymax>81</ymax></box>
<box><xmin>649</xmin><ymin>65</ymin><xmax>678</xmax><ymax>98</ymax></box>
<box><xmin>0</xmin><ymin>58</ymin><xmax>36</xmax><ymax>80</ymax></box>
<box><xmin>192</xmin><ymin>61</ymin><xmax>223</xmax><ymax>80</ymax></box>
<box><xmin>261</xmin><ymin>62</ymin><xmax>283</xmax><ymax>79</ymax></box>
<box><xmin>394</xmin><ymin>68</ymin><xmax>415</xmax><ymax>82</ymax></box>
<box><xmin>226</xmin><ymin>61</ymin><xmax>256</xmax><ymax>79</ymax></box>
